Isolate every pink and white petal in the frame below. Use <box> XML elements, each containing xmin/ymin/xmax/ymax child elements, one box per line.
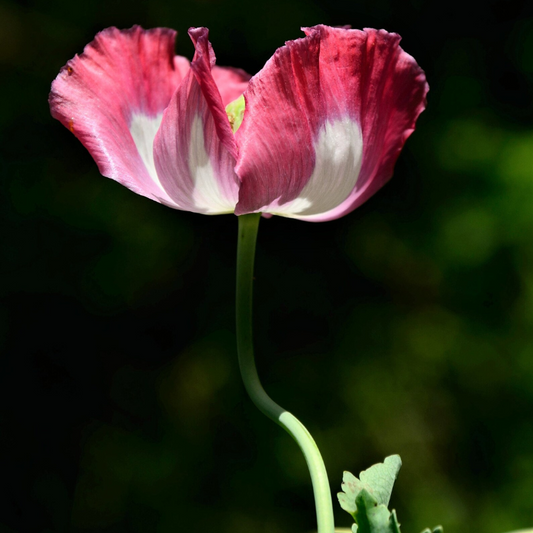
<box><xmin>49</xmin><ymin>26</ymin><xmax>190</xmax><ymax>206</ymax></box>
<box><xmin>212</xmin><ymin>66</ymin><xmax>251</xmax><ymax>106</ymax></box>
<box><xmin>153</xmin><ymin>27</ymin><xmax>239</xmax><ymax>214</ymax></box>
<box><xmin>234</xmin><ymin>25</ymin><xmax>427</xmax><ymax>220</ymax></box>
<box><xmin>296</xmin><ymin>25</ymin><xmax>429</xmax><ymax>221</ymax></box>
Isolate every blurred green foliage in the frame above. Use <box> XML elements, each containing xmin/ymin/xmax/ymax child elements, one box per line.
<box><xmin>1</xmin><ymin>0</ymin><xmax>533</xmax><ymax>532</ymax></box>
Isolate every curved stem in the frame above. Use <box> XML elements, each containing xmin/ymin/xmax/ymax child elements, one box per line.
<box><xmin>236</xmin><ymin>213</ymin><xmax>335</xmax><ymax>533</ymax></box>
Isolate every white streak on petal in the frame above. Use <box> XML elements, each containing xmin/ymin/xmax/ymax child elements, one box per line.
<box><xmin>268</xmin><ymin>117</ymin><xmax>363</xmax><ymax>218</ymax></box>
<box><xmin>130</xmin><ymin>113</ymin><xmax>163</xmax><ymax>185</ymax></box>
<box><xmin>189</xmin><ymin>115</ymin><xmax>235</xmax><ymax>214</ymax></box>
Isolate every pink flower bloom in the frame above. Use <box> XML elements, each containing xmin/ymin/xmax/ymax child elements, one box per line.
<box><xmin>50</xmin><ymin>25</ymin><xmax>428</xmax><ymax>221</ymax></box>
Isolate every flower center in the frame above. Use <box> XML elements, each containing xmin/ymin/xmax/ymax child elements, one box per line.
<box><xmin>225</xmin><ymin>95</ymin><xmax>245</xmax><ymax>133</ymax></box>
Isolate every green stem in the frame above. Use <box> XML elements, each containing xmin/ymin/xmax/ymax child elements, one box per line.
<box><xmin>236</xmin><ymin>213</ymin><xmax>335</xmax><ymax>533</ymax></box>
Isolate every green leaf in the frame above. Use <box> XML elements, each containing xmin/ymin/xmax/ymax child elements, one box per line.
<box><xmin>338</xmin><ymin>455</ymin><xmax>441</xmax><ymax>533</ymax></box>
<box><xmin>338</xmin><ymin>479</ymin><xmax>358</xmax><ymax>517</ymax></box>
<box><xmin>353</xmin><ymin>489</ymin><xmax>402</xmax><ymax>533</ymax></box>
<box><xmin>338</xmin><ymin>455</ymin><xmax>402</xmax><ymax>518</ymax></box>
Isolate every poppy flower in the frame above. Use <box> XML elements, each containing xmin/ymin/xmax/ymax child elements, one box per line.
<box><xmin>49</xmin><ymin>25</ymin><xmax>428</xmax><ymax>221</ymax></box>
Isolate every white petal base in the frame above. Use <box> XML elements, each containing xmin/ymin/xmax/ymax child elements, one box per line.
<box><xmin>264</xmin><ymin>117</ymin><xmax>363</xmax><ymax>218</ymax></box>
<box><xmin>189</xmin><ymin>115</ymin><xmax>236</xmax><ymax>214</ymax></box>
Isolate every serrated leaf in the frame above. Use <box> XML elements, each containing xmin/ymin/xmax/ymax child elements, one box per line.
<box><xmin>421</xmin><ymin>527</ymin><xmax>443</xmax><ymax>533</ymax></box>
<box><xmin>338</xmin><ymin>479</ymin><xmax>358</xmax><ymax>516</ymax></box>
<box><xmin>361</xmin><ymin>455</ymin><xmax>402</xmax><ymax>506</ymax></box>
<box><xmin>339</xmin><ymin>455</ymin><xmax>402</xmax><ymax>517</ymax></box>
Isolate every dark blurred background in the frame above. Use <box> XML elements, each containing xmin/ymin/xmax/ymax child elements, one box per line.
<box><xmin>2</xmin><ymin>0</ymin><xmax>533</xmax><ymax>532</ymax></box>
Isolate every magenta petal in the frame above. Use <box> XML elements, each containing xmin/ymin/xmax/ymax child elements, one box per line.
<box><xmin>234</xmin><ymin>31</ymin><xmax>321</xmax><ymax>215</ymax></box>
<box><xmin>153</xmin><ymin>27</ymin><xmax>239</xmax><ymax>214</ymax></box>
<box><xmin>49</xmin><ymin>26</ymin><xmax>190</xmax><ymax>206</ymax></box>
<box><xmin>234</xmin><ymin>25</ymin><xmax>428</xmax><ymax>220</ymax></box>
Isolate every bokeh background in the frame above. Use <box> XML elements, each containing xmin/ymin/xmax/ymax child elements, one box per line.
<box><xmin>2</xmin><ymin>0</ymin><xmax>533</xmax><ymax>532</ymax></box>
